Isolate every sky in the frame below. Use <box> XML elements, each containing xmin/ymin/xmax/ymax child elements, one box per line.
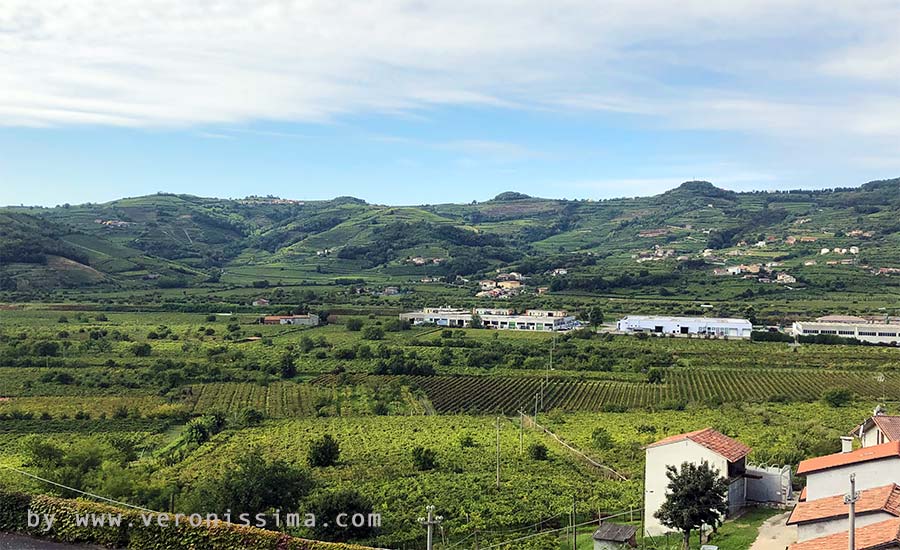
<box><xmin>2</xmin><ymin>1</ymin><xmax>900</xmax><ymax>206</ymax></box>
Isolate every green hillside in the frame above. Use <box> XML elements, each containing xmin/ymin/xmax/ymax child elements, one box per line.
<box><xmin>3</xmin><ymin>180</ymin><xmax>900</xmax><ymax>303</ymax></box>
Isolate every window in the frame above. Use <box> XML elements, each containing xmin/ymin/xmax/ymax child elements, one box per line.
<box><xmin>878</xmin><ymin>332</ymin><xmax>898</xmax><ymax>337</ymax></box>
<box><xmin>859</xmin><ymin>331</ymin><xmax>877</xmax><ymax>336</ymax></box>
<box><xmin>839</xmin><ymin>331</ymin><xmax>855</xmax><ymax>336</ymax></box>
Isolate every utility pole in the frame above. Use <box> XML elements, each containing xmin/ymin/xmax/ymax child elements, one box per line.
<box><xmin>572</xmin><ymin>493</ymin><xmax>577</xmax><ymax>550</ymax></box>
<box><xmin>519</xmin><ymin>410</ymin><xmax>524</xmax><ymax>454</ymax></box>
<box><xmin>418</xmin><ymin>505</ymin><xmax>443</xmax><ymax>550</ymax></box>
<box><xmin>534</xmin><ymin>392</ymin><xmax>539</xmax><ymax>422</ymax></box>
<box><xmin>496</xmin><ymin>416</ymin><xmax>501</xmax><ymax>489</ymax></box>
<box><xmin>845</xmin><ymin>474</ymin><xmax>859</xmax><ymax>550</ymax></box>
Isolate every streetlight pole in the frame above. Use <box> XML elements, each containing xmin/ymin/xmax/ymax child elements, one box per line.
<box><xmin>845</xmin><ymin>474</ymin><xmax>860</xmax><ymax>550</ymax></box>
<box><xmin>418</xmin><ymin>505</ymin><xmax>443</xmax><ymax>550</ymax></box>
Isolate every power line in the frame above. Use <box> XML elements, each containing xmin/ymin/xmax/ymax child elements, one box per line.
<box><xmin>0</xmin><ymin>464</ymin><xmax>157</xmax><ymax>514</ymax></box>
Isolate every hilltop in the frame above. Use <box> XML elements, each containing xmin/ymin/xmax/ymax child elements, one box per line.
<box><xmin>2</xmin><ymin>179</ymin><xmax>900</xmax><ymax>300</ymax></box>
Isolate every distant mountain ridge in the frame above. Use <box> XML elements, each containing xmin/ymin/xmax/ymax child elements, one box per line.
<box><xmin>2</xmin><ymin>179</ymin><xmax>899</xmax><ymax>292</ymax></box>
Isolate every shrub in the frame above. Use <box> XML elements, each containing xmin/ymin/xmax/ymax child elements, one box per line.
<box><xmin>308</xmin><ymin>435</ymin><xmax>341</xmax><ymax>467</ymax></box>
<box><xmin>346</xmin><ymin>318</ymin><xmax>364</xmax><ymax>332</ymax></box>
<box><xmin>528</xmin><ymin>443</ymin><xmax>549</xmax><ymax>460</ymax></box>
<box><xmin>131</xmin><ymin>343</ymin><xmax>152</xmax><ymax>357</ymax></box>
<box><xmin>362</xmin><ymin>326</ymin><xmax>385</xmax><ymax>340</ymax></box>
<box><xmin>822</xmin><ymin>388</ymin><xmax>853</xmax><ymax>407</ymax></box>
<box><xmin>412</xmin><ymin>446</ymin><xmax>437</xmax><ymax>471</ymax></box>
<box><xmin>591</xmin><ymin>427</ymin><xmax>613</xmax><ymax>450</ymax></box>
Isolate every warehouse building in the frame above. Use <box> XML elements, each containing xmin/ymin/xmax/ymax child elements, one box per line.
<box><xmin>399</xmin><ymin>308</ymin><xmax>578</xmax><ymax>331</ymax></box>
<box><xmin>792</xmin><ymin>320</ymin><xmax>900</xmax><ymax>345</ymax></box>
<box><xmin>616</xmin><ymin>315</ymin><xmax>752</xmax><ymax>338</ymax></box>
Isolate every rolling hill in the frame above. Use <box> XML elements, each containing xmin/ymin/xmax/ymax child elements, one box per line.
<box><xmin>2</xmin><ymin>179</ymin><xmax>900</xmax><ymax>297</ymax></box>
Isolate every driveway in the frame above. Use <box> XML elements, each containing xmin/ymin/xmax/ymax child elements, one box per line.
<box><xmin>749</xmin><ymin>511</ymin><xmax>796</xmax><ymax>550</ymax></box>
<box><xmin>0</xmin><ymin>533</ymin><xmax>105</xmax><ymax>550</ymax></box>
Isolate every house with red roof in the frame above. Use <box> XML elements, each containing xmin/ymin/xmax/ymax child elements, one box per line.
<box><xmin>643</xmin><ymin>428</ymin><xmax>753</xmax><ymax>536</ymax></box>
<box><xmin>787</xmin><ymin>484</ymin><xmax>900</xmax><ymax>541</ymax></box>
<box><xmin>788</xmin><ymin>517</ymin><xmax>900</xmax><ymax>550</ymax></box>
<box><xmin>853</xmin><ymin>408</ymin><xmax>900</xmax><ymax>448</ymax></box>
<box><xmin>788</xmin><ymin>425</ymin><xmax>900</xmax><ymax>549</ymax></box>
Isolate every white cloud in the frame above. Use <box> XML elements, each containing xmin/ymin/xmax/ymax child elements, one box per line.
<box><xmin>0</xmin><ymin>0</ymin><xmax>899</xmax><ymax>149</ymax></box>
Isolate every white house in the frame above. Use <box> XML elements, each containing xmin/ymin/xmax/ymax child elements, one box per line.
<box><xmin>787</xmin><ymin>483</ymin><xmax>900</xmax><ymax>541</ymax></box>
<box><xmin>617</xmin><ymin>316</ymin><xmax>752</xmax><ymax>338</ymax></box>
<box><xmin>853</xmin><ymin>411</ymin><xmax>900</xmax><ymax>447</ymax></box>
<box><xmin>592</xmin><ymin>523</ymin><xmax>637</xmax><ymax>550</ymax></box>
<box><xmin>643</xmin><ymin>428</ymin><xmax>752</xmax><ymax>536</ymax></box>
<box><xmin>796</xmin><ymin>441</ymin><xmax>900</xmax><ymax>501</ymax></box>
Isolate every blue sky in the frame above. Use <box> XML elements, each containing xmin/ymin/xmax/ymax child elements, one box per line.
<box><xmin>2</xmin><ymin>1</ymin><xmax>900</xmax><ymax>206</ymax></box>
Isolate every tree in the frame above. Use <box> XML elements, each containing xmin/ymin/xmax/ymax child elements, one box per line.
<box><xmin>193</xmin><ymin>449</ymin><xmax>313</xmax><ymax>517</ymax></box>
<box><xmin>470</xmin><ymin>313</ymin><xmax>483</xmax><ymax>329</ymax></box>
<box><xmin>647</xmin><ymin>368</ymin><xmax>665</xmax><ymax>384</ymax></box>
<box><xmin>308</xmin><ymin>490</ymin><xmax>377</xmax><ymax>542</ymax></box>
<box><xmin>346</xmin><ymin>318</ymin><xmax>364</xmax><ymax>332</ymax></box>
<box><xmin>528</xmin><ymin>443</ymin><xmax>548</xmax><ymax>460</ymax></box>
<box><xmin>362</xmin><ymin>326</ymin><xmax>385</xmax><ymax>340</ymax></box>
<box><xmin>308</xmin><ymin>434</ymin><xmax>341</xmax><ymax>467</ymax></box>
<box><xmin>591</xmin><ymin>427</ymin><xmax>613</xmax><ymax>450</ymax></box>
<box><xmin>655</xmin><ymin>461</ymin><xmax>728</xmax><ymax>550</ymax></box>
<box><xmin>822</xmin><ymin>388</ymin><xmax>853</xmax><ymax>407</ymax></box>
<box><xmin>280</xmin><ymin>352</ymin><xmax>297</xmax><ymax>378</ymax></box>
<box><xmin>588</xmin><ymin>307</ymin><xmax>605</xmax><ymax>326</ymax></box>
<box><xmin>131</xmin><ymin>343</ymin><xmax>152</xmax><ymax>357</ymax></box>
<box><xmin>412</xmin><ymin>446</ymin><xmax>437</xmax><ymax>470</ymax></box>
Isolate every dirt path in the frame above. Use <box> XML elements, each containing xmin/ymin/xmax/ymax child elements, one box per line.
<box><xmin>0</xmin><ymin>533</ymin><xmax>105</xmax><ymax>549</ymax></box>
<box><xmin>749</xmin><ymin>511</ymin><xmax>795</xmax><ymax>550</ymax></box>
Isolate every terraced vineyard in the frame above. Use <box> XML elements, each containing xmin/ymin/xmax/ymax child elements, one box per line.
<box><xmin>314</xmin><ymin>369</ymin><xmax>900</xmax><ymax>413</ymax></box>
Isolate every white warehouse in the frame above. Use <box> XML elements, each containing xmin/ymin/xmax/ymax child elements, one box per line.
<box><xmin>792</xmin><ymin>321</ymin><xmax>900</xmax><ymax>345</ymax></box>
<box><xmin>617</xmin><ymin>315</ymin><xmax>752</xmax><ymax>338</ymax></box>
<box><xmin>399</xmin><ymin>308</ymin><xmax>578</xmax><ymax>331</ymax></box>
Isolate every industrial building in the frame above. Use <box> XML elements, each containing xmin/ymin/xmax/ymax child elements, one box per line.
<box><xmin>792</xmin><ymin>320</ymin><xmax>900</xmax><ymax>345</ymax></box>
<box><xmin>616</xmin><ymin>315</ymin><xmax>752</xmax><ymax>338</ymax></box>
<box><xmin>261</xmin><ymin>314</ymin><xmax>320</xmax><ymax>326</ymax></box>
<box><xmin>399</xmin><ymin>308</ymin><xmax>578</xmax><ymax>331</ymax></box>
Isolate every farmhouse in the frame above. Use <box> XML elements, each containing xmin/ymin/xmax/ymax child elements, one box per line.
<box><xmin>853</xmin><ymin>409</ymin><xmax>900</xmax><ymax>447</ymax></box>
<box><xmin>643</xmin><ymin>428</ymin><xmax>752</xmax><ymax>536</ymax></box>
<box><xmin>252</xmin><ymin>298</ymin><xmax>270</xmax><ymax>307</ymax></box>
<box><xmin>616</xmin><ymin>316</ymin><xmax>752</xmax><ymax>338</ymax></box>
<box><xmin>261</xmin><ymin>314</ymin><xmax>319</xmax><ymax>326</ymax></box>
<box><xmin>796</xmin><ymin>440</ymin><xmax>900</xmax><ymax>502</ymax></box>
<box><xmin>792</xmin><ymin>320</ymin><xmax>900</xmax><ymax>345</ymax></box>
<box><xmin>399</xmin><ymin>308</ymin><xmax>578</xmax><ymax>331</ymax></box>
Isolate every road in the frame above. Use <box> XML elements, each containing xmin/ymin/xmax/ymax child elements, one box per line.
<box><xmin>0</xmin><ymin>533</ymin><xmax>105</xmax><ymax>550</ymax></box>
<box><xmin>749</xmin><ymin>511</ymin><xmax>795</xmax><ymax>550</ymax></box>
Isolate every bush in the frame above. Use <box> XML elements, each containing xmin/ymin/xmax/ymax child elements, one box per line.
<box><xmin>591</xmin><ymin>427</ymin><xmax>613</xmax><ymax>450</ymax></box>
<box><xmin>528</xmin><ymin>443</ymin><xmax>549</xmax><ymax>460</ymax></box>
<box><xmin>308</xmin><ymin>434</ymin><xmax>341</xmax><ymax>467</ymax></box>
<box><xmin>822</xmin><ymin>388</ymin><xmax>853</xmax><ymax>407</ymax></box>
<box><xmin>459</xmin><ymin>435</ymin><xmax>475</xmax><ymax>448</ymax></box>
<box><xmin>346</xmin><ymin>318</ymin><xmax>364</xmax><ymax>332</ymax></box>
<box><xmin>131</xmin><ymin>343</ymin><xmax>152</xmax><ymax>357</ymax></box>
<box><xmin>412</xmin><ymin>446</ymin><xmax>437</xmax><ymax>471</ymax></box>
<box><xmin>362</xmin><ymin>326</ymin><xmax>385</xmax><ymax>341</ymax></box>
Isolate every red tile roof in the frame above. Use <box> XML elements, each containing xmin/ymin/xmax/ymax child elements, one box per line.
<box><xmin>875</xmin><ymin>417</ymin><xmax>900</xmax><ymax>442</ymax></box>
<box><xmin>787</xmin><ymin>484</ymin><xmax>900</xmax><ymax>525</ymax></box>
<box><xmin>852</xmin><ymin>417</ymin><xmax>900</xmax><ymax>442</ymax></box>
<box><xmin>788</xmin><ymin>517</ymin><xmax>900</xmax><ymax>550</ymax></box>
<box><xmin>646</xmin><ymin>428</ymin><xmax>751</xmax><ymax>462</ymax></box>
<box><xmin>799</xmin><ymin>487</ymin><xmax>807</xmax><ymax>502</ymax></box>
<box><xmin>797</xmin><ymin>441</ymin><xmax>900</xmax><ymax>475</ymax></box>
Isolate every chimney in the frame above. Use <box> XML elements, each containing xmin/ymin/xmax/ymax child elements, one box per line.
<box><xmin>841</xmin><ymin>436</ymin><xmax>853</xmax><ymax>453</ymax></box>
